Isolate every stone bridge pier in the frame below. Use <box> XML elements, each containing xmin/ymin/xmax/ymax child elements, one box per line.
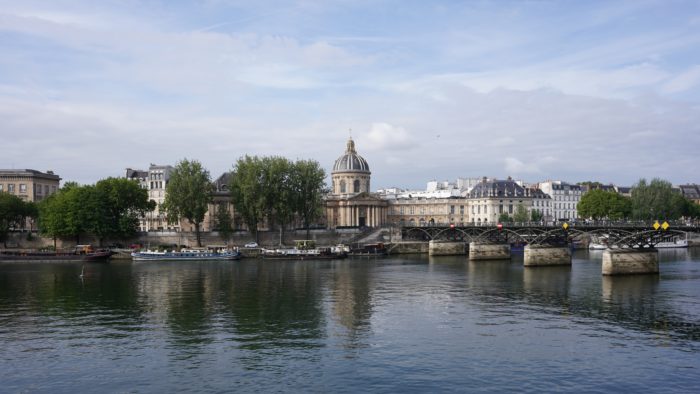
<box><xmin>602</xmin><ymin>249</ymin><xmax>659</xmax><ymax>275</ymax></box>
<box><xmin>428</xmin><ymin>240</ymin><xmax>467</xmax><ymax>256</ymax></box>
<box><xmin>468</xmin><ymin>242</ymin><xmax>511</xmax><ymax>260</ymax></box>
<box><xmin>523</xmin><ymin>245</ymin><xmax>572</xmax><ymax>267</ymax></box>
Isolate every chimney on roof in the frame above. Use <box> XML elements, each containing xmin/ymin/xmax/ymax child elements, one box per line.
<box><xmin>46</xmin><ymin>170</ymin><xmax>54</xmax><ymax>175</ymax></box>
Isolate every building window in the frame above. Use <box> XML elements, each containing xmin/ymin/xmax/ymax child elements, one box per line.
<box><xmin>450</xmin><ymin>205</ymin><xmax>455</xmax><ymax>214</ymax></box>
<box><xmin>19</xmin><ymin>184</ymin><xmax>27</xmax><ymax>193</ymax></box>
<box><xmin>353</xmin><ymin>180</ymin><xmax>360</xmax><ymax>193</ymax></box>
<box><xmin>340</xmin><ymin>180</ymin><xmax>346</xmax><ymax>193</ymax></box>
<box><xmin>509</xmin><ymin>204</ymin><xmax>513</xmax><ymax>214</ymax></box>
<box><xmin>0</xmin><ymin>184</ymin><xmax>3</xmax><ymax>192</ymax></box>
<box><xmin>8</xmin><ymin>184</ymin><xmax>15</xmax><ymax>193</ymax></box>
<box><xmin>460</xmin><ymin>205</ymin><xmax>464</xmax><ymax>215</ymax></box>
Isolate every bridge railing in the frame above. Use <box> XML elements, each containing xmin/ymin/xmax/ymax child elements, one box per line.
<box><xmin>398</xmin><ymin>220</ymin><xmax>700</xmax><ymax>229</ymax></box>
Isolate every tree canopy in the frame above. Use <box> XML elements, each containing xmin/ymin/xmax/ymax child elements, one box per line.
<box><xmin>37</xmin><ymin>179</ymin><xmax>153</xmax><ymax>246</ymax></box>
<box><xmin>162</xmin><ymin>159</ymin><xmax>213</xmax><ymax>246</ymax></box>
<box><xmin>93</xmin><ymin>178</ymin><xmax>154</xmax><ymax>241</ymax></box>
<box><xmin>497</xmin><ymin>212</ymin><xmax>513</xmax><ymax>223</ymax></box>
<box><xmin>230</xmin><ymin>156</ymin><xmax>326</xmax><ymax>244</ymax></box>
<box><xmin>630</xmin><ymin>178</ymin><xmax>690</xmax><ymax>220</ymax></box>
<box><xmin>577</xmin><ymin>189</ymin><xmax>631</xmax><ymax>220</ymax></box>
<box><xmin>513</xmin><ymin>203</ymin><xmax>529</xmax><ymax>222</ymax></box>
<box><xmin>0</xmin><ymin>192</ymin><xmax>31</xmax><ymax>246</ymax></box>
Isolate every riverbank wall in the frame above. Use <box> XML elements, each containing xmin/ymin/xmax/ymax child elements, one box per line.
<box><xmin>1</xmin><ymin>228</ymin><xmax>386</xmax><ymax>251</ymax></box>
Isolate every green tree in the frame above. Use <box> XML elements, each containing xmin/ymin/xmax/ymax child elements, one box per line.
<box><xmin>578</xmin><ymin>189</ymin><xmax>631</xmax><ymax>220</ymax></box>
<box><xmin>290</xmin><ymin>159</ymin><xmax>326</xmax><ymax>240</ymax></box>
<box><xmin>37</xmin><ymin>192</ymin><xmax>68</xmax><ymax>249</ymax></box>
<box><xmin>530</xmin><ymin>209</ymin><xmax>543</xmax><ymax>222</ymax></box>
<box><xmin>92</xmin><ymin>177</ymin><xmax>154</xmax><ymax>245</ymax></box>
<box><xmin>498</xmin><ymin>212</ymin><xmax>513</xmax><ymax>223</ymax></box>
<box><xmin>37</xmin><ymin>183</ymin><xmax>94</xmax><ymax>245</ymax></box>
<box><xmin>261</xmin><ymin>156</ymin><xmax>294</xmax><ymax>245</ymax></box>
<box><xmin>215</xmin><ymin>203</ymin><xmax>234</xmax><ymax>242</ymax></box>
<box><xmin>230</xmin><ymin>156</ymin><xmax>265</xmax><ymax>242</ymax></box>
<box><xmin>689</xmin><ymin>202</ymin><xmax>700</xmax><ymax>219</ymax></box>
<box><xmin>162</xmin><ymin>159</ymin><xmax>213</xmax><ymax>247</ymax></box>
<box><xmin>230</xmin><ymin>156</ymin><xmax>328</xmax><ymax>244</ymax></box>
<box><xmin>513</xmin><ymin>203</ymin><xmax>529</xmax><ymax>222</ymax></box>
<box><xmin>23</xmin><ymin>201</ymin><xmax>38</xmax><ymax>231</ymax></box>
<box><xmin>630</xmin><ymin>178</ymin><xmax>686</xmax><ymax>220</ymax></box>
<box><xmin>0</xmin><ymin>192</ymin><xmax>26</xmax><ymax>247</ymax></box>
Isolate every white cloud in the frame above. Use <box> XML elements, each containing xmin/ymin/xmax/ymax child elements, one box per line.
<box><xmin>1</xmin><ymin>1</ymin><xmax>699</xmax><ymax>190</ymax></box>
<box><xmin>662</xmin><ymin>65</ymin><xmax>700</xmax><ymax>94</ymax></box>
<box><xmin>363</xmin><ymin>123</ymin><xmax>417</xmax><ymax>151</ymax></box>
<box><xmin>504</xmin><ymin>157</ymin><xmax>541</xmax><ymax>175</ymax></box>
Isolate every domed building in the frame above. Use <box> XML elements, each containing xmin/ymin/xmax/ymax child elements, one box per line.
<box><xmin>325</xmin><ymin>138</ymin><xmax>388</xmax><ymax>228</ymax></box>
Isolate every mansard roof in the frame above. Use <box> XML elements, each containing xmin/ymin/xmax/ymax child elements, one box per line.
<box><xmin>468</xmin><ymin>177</ymin><xmax>525</xmax><ymax>198</ymax></box>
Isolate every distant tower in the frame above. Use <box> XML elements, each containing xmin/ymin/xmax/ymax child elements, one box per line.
<box><xmin>331</xmin><ymin>137</ymin><xmax>371</xmax><ymax>195</ymax></box>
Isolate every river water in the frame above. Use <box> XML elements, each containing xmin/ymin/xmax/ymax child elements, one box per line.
<box><xmin>1</xmin><ymin>249</ymin><xmax>699</xmax><ymax>393</ymax></box>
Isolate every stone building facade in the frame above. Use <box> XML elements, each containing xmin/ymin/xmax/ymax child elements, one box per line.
<box><xmin>126</xmin><ymin>164</ymin><xmax>179</xmax><ymax>232</ymax></box>
<box><xmin>386</xmin><ymin>196</ymin><xmax>470</xmax><ymax>226</ymax></box>
<box><xmin>467</xmin><ymin>177</ymin><xmax>552</xmax><ymax>223</ymax></box>
<box><xmin>0</xmin><ymin>169</ymin><xmax>60</xmax><ymax>202</ymax></box>
<box><xmin>325</xmin><ymin>138</ymin><xmax>388</xmax><ymax>228</ymax></box>
<box><xmin>538</xmin><ymin>180</ymin><xmax>581</xmax><ymax>221</ymax></box>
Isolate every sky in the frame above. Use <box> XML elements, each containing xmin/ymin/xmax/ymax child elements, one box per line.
<box><xmin>1</xmin><ymin>0</ymin><xmax>699</xmax><ymax>190</ymax></box>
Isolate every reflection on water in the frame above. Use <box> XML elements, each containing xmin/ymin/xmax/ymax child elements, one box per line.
<box><xmin>1</xmin><ymin>249</ymin><xmax>700</xmax><ymax>392</ymax></box>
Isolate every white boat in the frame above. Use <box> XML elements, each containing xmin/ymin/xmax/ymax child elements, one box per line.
<box><xmin>131</xmin><ymin>248</ymin><xmax>241</xmax><ymax>261</ymax></box>
<box><xmin>589</xmin><ymin>234</ymin><xmax>689</xmax><ymax>249</ymax></box>
<box><xmin>655</xmin><ymin>234</ymin><xmax>689</xmax><ymax>248</ymax></box>
<box><xmin>589</xmin><ymin>236</ymin><xmax>610</xmax><ymax>250</ymax></box>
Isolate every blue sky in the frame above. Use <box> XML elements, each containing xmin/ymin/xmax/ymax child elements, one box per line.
<box><xmin>1</xmin><ymin>0</ymin><xmax>699</xmax><ymax>188</ymax></box>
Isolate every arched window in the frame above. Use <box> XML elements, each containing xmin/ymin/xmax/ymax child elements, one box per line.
<box><xmin>340</xmin><ymin>180</ymin><xmax>346</xmax><ymax>193</ymax></box>
<box><xmin>353</xmin><ymin>180</ymin><xmax>360</xmax><ymax>193</ymax></box>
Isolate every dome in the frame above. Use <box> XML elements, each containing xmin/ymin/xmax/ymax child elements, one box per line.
<box><xmin>332</xmin><ymin>138</ymin><xmax>370</xmax><ymax>173</ymax></box>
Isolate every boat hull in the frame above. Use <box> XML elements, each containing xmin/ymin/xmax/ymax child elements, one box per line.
<box><xmin>131</xmin><ymin>252</ymin><xmax>241</xmax><ymax>261</ymax></box>
<box><xmin>261</xmin><ymin>250</ymin><xmax>347</xmax><ymax>260</ymax></box>
<box><xmin>0</xmin><ymin>251</ymin><xmax>113</xmax><ymax>263</ymax></box>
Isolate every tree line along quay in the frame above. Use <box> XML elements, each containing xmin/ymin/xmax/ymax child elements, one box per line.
<box><xmin>1</xmin><ymin>138</ymin><xmax>700</xmax><ymax>250</ymax></box>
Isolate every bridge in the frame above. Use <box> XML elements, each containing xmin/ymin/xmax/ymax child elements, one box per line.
<box><xmin>400</xmin><ymin>222</ymin><xmax>700</xmax><ymax>247</ymax></box>
<box><xmin>396</xmin><ymin>222</ymin><xmax>700</xmax><ymax>275</ymax></box>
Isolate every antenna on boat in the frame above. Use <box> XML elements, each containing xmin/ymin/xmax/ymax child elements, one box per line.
<box><xmin>79</xmin><ymin>265</ymin><xmax>85</xmax><ymax>279</ymax></box>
